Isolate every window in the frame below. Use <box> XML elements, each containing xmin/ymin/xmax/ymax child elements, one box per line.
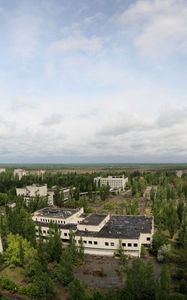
<box><xmin>64</xmin><ymin>233</ymin><xmax>67</xmax><ymax>236</ymax></box>
<box><xmin>84</xmin><ymin>240</ymin><xmax>87</xmax><ymax>244</ymax></box>
<box><xmin>134</xmin><ymin>243</ymin><xmax>138</xmax><ymax>247</ymax></box>
<box><xmin>62</xmin><ymin>239</ymin><xmax>68</xmax><ymax>242</ymax></box>
<box><xmin>89</xmin><ymin>241</ymin><xmax>92</xmax><ymax>244</ymax></box>
<box><xmin>122</xmin><ymin>243</ymin><xmax>126</xmax><ymax>247</ymax></box>
<box><xmin>128</xmin><ymin>243</ymin><xmax>132</xmax><ymax>247</ymax></box>
<box><xmin>147</xmin><ymin>237</ymin><xmax>150</xmax><ymax>241</ymax></box>
<box><xmin>43</xmin><ymin>230</ymin><xmax>46</xmax><ymax>234</ymax></box>
<box><xmin>78</xmin><ymin>240</ymin><xmax>82</xmax><ymax>244</ymax></box>
<box><xmin>110</xmin><ymin>242</ymin><xmax>114</xmax><ymax>246</ymax></box>
<box><xmin>105</xmin><ymin>242</ymin><xmax>109</xmax><ymax>246</ymax></box>
<box><xmin>94</xmin><ymin>241</ymin><xmax>98</xmax><ymax>245</ymax></box>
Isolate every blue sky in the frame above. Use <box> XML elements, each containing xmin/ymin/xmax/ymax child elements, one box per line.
<box><xmin>0</xmin><ymin>0</ymin><xmax>187</xmax><ymax>163</ymax></box>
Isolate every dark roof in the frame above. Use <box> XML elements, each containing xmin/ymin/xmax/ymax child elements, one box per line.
<box><xmin>34</xmin><ymin>207</ymin><xmax>80</xmax><ymax>219</ymax></box>
<box><xmin>79</xmin><ymin>214</ymin><xmax>108</xmax><ymax>226</ymax></box>
<box><xmin>76</xmin><ymin>215</ymin><xmax>153</xmax><ymax>239</ymax></box>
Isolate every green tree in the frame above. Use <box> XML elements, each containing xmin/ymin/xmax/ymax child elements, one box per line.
<box><xmin>69</xmin><ymin>278</ymin><xmax>86</xmax><ymax>300</ymax></box>
<box><xmin>4</xmin><ymin>233</ymin><xmax>36</xmax><ymax>267</ymax></box>
<box><xmin>125</xmin><ymin>258</ymin><xmax>156</xmax><ymax>300</ymax></box>
<box><xmin>156</xmin><ymin>264</ymin><xmax>171</xmax><ymax>300</ymax></box>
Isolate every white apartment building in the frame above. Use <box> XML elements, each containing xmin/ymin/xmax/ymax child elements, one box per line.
<box><xmin>94</xmin><ymin>175</ymin><xmax>128</xmax><ymax>191</ymax></box>
<box><xmin>13</xmin><ymin>169</ymin><xmax>27</xmax><ymax>180</ymax></box>
<box><xmin>32</xmin><ymin>207</ymin><xmax>154</xmax><ymax>257</ymax></box>
<box><xmin>16</xmin><ymin>184</ymin><xmax>53</xmax><ymax>205</ymax></box>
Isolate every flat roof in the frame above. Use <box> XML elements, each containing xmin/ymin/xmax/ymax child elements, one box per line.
<box><xmin>34</xmin><ymin>207</ymin><xmax>80</xmax><ymax>219</ymax></box>
<box><xmin>79</xmin><ymin>214</ymin><xmax>108</xmax><ymax>226</ymax></box>
<box><xmin>76</xmin><ymin>215</ymin><xmax>153</xmax><ymax>239</ymax></box>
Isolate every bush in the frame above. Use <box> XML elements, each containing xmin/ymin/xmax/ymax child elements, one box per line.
<box><xmin>0</xmin><ymin>276</ymin><xmax>18</xmax><ymax>292</ymax></box>
<box><xmin>157</xmin><ymin>244</ymin><xmax>171</xmax><ymax>263</ymax></box>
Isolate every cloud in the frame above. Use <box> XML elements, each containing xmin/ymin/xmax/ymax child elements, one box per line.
<box><xmin>157</xmin><ymin>106</ymin><xmax>187</xmax><ymax>128</ymax></box>
<box><xmin>51</xmin><ymin>30</ymin><xmax>102</xmax><ymax>53</ymax></box>
<box><xmin>41</xmin><ymin>113</ymin><xmax>63</xmax><ymax>126</ymax></box>
<box><xmin>8</xmin><ymin>14</ymin><xmax>43</xmax><ymax>58</ymax></box>
<box><xmin>117</xmin><ymin>0</ymin><xmax>187</xmax><ymax>57</ymax></box>
<box><xmin>99</xmin><ymin>113</ymin><xmax>152</xmax><ymax>136</ymax></box>
<box><xmin>10</xmin><ymin>96</ymin><xmax>36</xmax><ymax>111</ymax></box>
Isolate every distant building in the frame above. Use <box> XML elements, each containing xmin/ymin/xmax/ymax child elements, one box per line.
<box><xmin>94</xmin><ymin>175</ymin><xmax>128</xmax><ymax>191</ymax></box>
<box><xmin>49</xmin><ymin>186</ymin><xmax>75</xmax><ymax>201</ymax></box>
<box><xmin>29</xmin><ymin>169</ymin><xmax>46</xmax><ymax>177</ymax></box>
<box><xmin>32</xmin><ymin>207</ymin><xmax>154</xmax><ymax>257</ymax></box>
<box><xmin>13</xmin><ymin>169</ymin><xmax>27</xmax><ymax>180</ymax></box>
<box><xmin>16</xmin><ymin>184</ymin><xmax>53</xmax><ymax>205</ymax></box>
<box><xmin>0</xmin><ymin>168</ymin><xmax>6</xmax><ymax>174</ymax></box>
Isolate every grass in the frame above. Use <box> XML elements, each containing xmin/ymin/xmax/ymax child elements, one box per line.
<box><xmin>0</xmin><ymin>266</ymin><xmax>26</xmax><ymax>286</ymax></box>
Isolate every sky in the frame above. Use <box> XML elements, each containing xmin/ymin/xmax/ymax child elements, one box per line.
<box><xmin>0</xmin><ymin>0</ymin><xmax>187</xmax><ymax>163</ymax></box>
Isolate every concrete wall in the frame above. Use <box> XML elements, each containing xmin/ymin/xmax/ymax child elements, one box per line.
<box><xmin>0</xmin><ymin>235</ymin><xmax>3</xmax><ymax>253</ymax></box>
<box><xmin>74</xmin><ymin>235</ymin><xmax>141</xmax><ymax>257</ymax></box>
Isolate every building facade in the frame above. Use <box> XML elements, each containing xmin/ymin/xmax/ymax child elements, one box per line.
<box><xmin>94</xmin><ymin>175</ymin><xmax>128</xmax><ymax>191</ymax></box>
<box><xmin>32</xmin><ymin>207</ymin><xmax>154</xmax><ymax>257</ymax></box>
<box><xmin>16</xmin><ymin>184</ymin><xmax>53</xmax><ymax>205</ymax></box>
<box><xmin>13</xmin><ymin>169</ymin><xmax>27</xmax><ymax>180</ymax></box>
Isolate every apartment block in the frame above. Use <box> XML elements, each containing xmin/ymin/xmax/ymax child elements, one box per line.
<box><xmin>32</xmin><ymin>207</ymin><xmax>154</xmax><ymax>257</ymax></box>
<box><xmin>13</xmin><ymin>169</ymin><xmax>27</xmax><ymax>180</ymax></box>
<box><xmin>16</xmin><ymin>184</ymin><xmax>53</xmax><ymax>205</ymax></box>
<box><xmin>94</xmin><ymin>175</ymin><xmax>128</xmax><ymax>191</ymax></box>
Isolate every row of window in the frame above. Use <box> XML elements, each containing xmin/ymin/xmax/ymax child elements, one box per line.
<box><xmin>38</xmin><ymin>218</ymin><xmax>66</xmax><ymax>224</ymax></box>
<box><xmin>78</xmin><ymin>240</ymin><xmax>138</xmax><ymax>248</ymax></box>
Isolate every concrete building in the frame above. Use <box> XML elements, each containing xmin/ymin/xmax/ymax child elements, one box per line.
<box><xmin>94</xmin><ymin>175</ymin><xmax>128</xmax><ymax>191</ymax></box>
<box><xmin>0</xmin><ymin>168</ymin><xmax>6</xmax><ymax>174</ymax></box>
<box><xmin>32</xmin><ymin>207</ymin><xmax>154</xmax><ymax>257</ymax></box>
<box><xmin>29</xmin><ymin>169</ymin><xmax>46</xmax><ymax>177</ymax></box>
<box><xmin>16</xmin><ymin>184</ymin><xmax>53</xmax><ymax>205</ymax></box>
<box><xmin>13</xmin><ymin>169</ymin><xmax>27</xmax><ymax>180</ymax></box>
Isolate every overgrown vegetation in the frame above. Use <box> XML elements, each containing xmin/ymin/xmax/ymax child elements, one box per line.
<box><xmin>0</xmin><ymin>168</ymin><xmax>187</xmax><ymax>299</ymax></box>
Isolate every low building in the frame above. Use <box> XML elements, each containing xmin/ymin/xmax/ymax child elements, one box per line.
<box><xmin>13</xmin><ymin>169</ymin><xmax>27</xmax><ymax>180</ymax></box>
<box><xmin>32</xmin><ymin>207</ymin><xmax>154</xmax><ymax>257</ymax></box>
<box><xmin>94</xmin><ymin>175</ymin><xmax>128</xmax><ymax>191</ymax></box>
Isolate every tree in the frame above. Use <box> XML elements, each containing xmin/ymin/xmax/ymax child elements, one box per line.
<box><xmin>152</xmin><ymin>232</ymin><xmax>167</xmax><ymax>256</ymax></box>
<box><xmin>125</xmin><ymin>258</ymin><xmax>156</xmax><ymax>300</ymax></box>
<box><xmin>4</xmin><ymin>233</ymin><xmax>36</xmax><ymax>267</ymax></box>
<box><xmin>30</xmin><ymin>271</ymin><xmax>55</xmax><ymax>300</ymax></box>
<box><xmin>52</xmin><ymin>249</ymin><xmax>74</xmax><ymax>286</ymax></box>
<box><xmin>156</xmin><ymin>264</ymin><xmax>171</xmax><ymax>300</ymax></box>
<box><xmin>69</xmin><ymin>278</ymin><xmax>86</xmax><ymax>300</ymax></box>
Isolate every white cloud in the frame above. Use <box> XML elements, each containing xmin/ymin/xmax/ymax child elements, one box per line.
<box><xmin>51</xmin><ymin>30</ymin><xmax>102</xmax><ymax>53</ymax></box>
<box><xmin>8</xmin><ymin>14</ymin><xmax>42</xmax><ymax>58</ymax></box>
<box><xmin>41</xmin><ymin>113</ymin><xmax>63</xmax><ymax>126</ymax></box>
<box><xmin>117</xmin><ymin>0</ymin><xmax>187</xmax><ymax>56</ymax></box>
